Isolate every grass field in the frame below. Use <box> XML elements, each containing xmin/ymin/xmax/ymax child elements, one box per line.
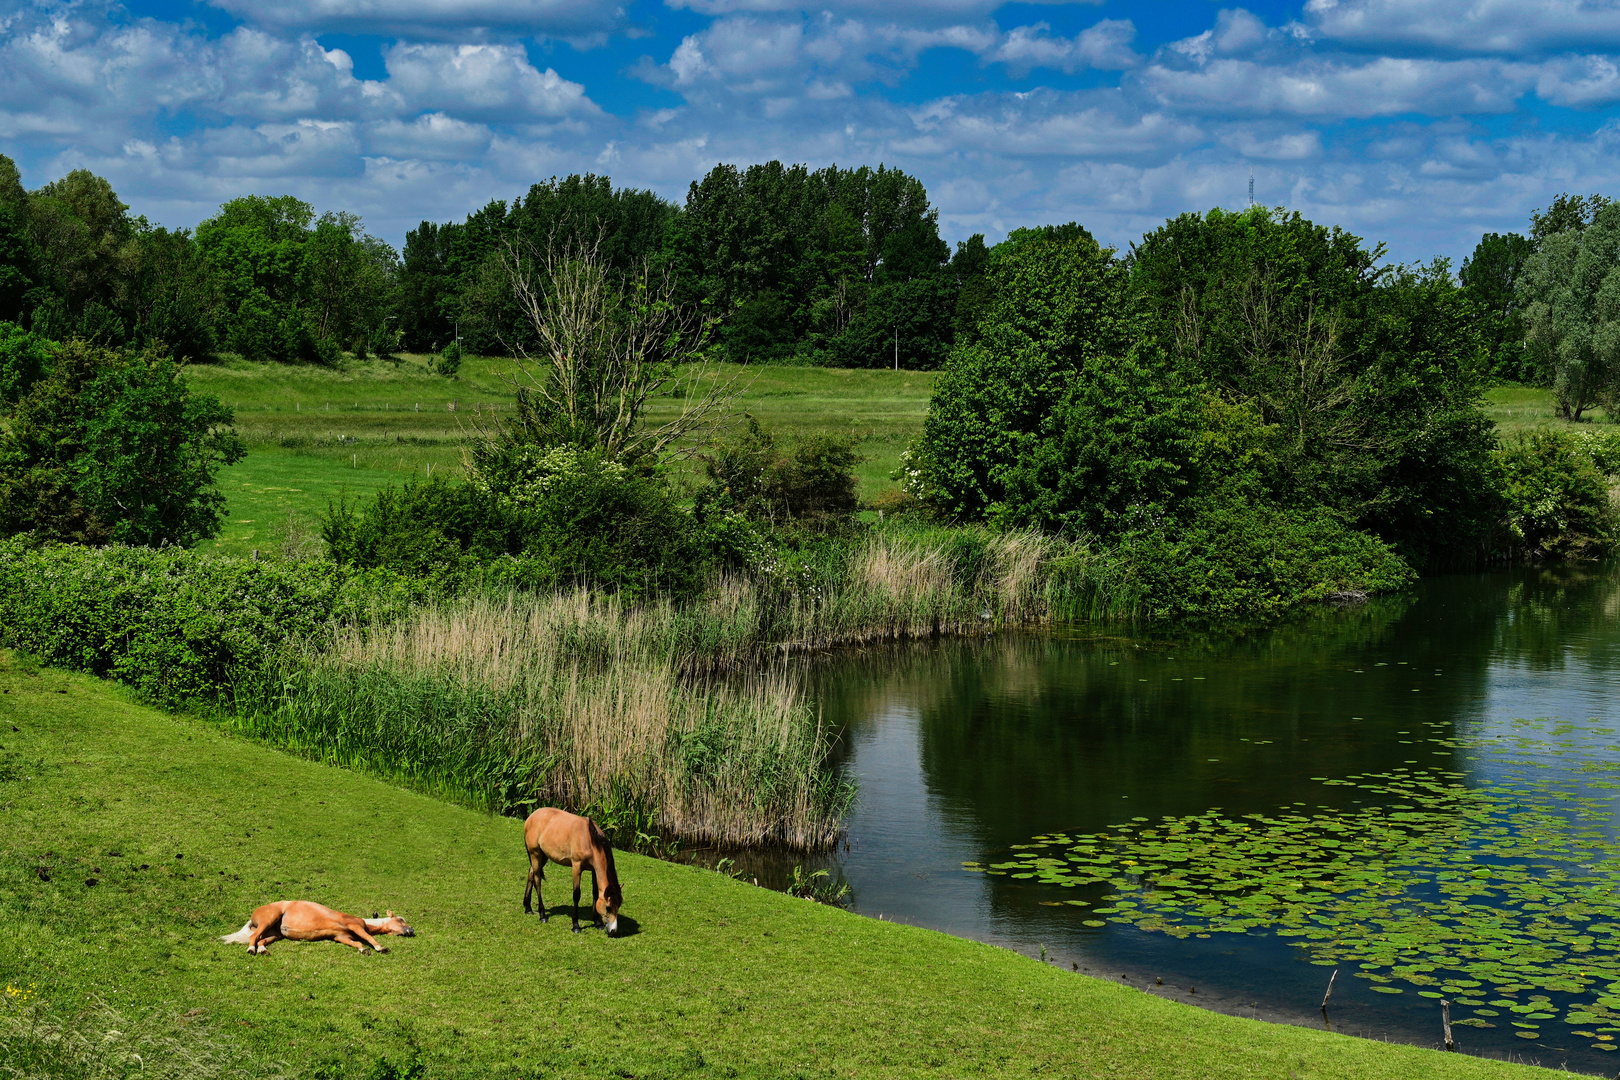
<box><xmin>186</xmin><ymin>355</ymin><xmax>935</xmax><ymax>557</ymax></box>
<box><xmin>1482</xmin><ymin>383</ymin><xmax>1616</xmax><ymax>432</ymax></box>
<box><xmin>0</xmin><ymin>651</ymin><xmax>1560</xmax><ymax>1080</ymax></box>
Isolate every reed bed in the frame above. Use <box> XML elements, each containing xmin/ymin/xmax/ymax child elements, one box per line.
<box><xmin>231</xmin><ymin>591</ymin><xmax>853</xmax><ymax>850</ymax></box>
<box><xmin>222</xmin><ymin>525</ymin><xmax>1123</xmax><ymax>851</ymax></box>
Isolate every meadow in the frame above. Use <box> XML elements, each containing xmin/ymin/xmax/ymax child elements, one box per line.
<box><xmin>186</xmin><ymin>355</ymin><xmax>935</xmax><ymax>558</ymax></box>
<box><xmin>0</xmin><ymin>651</ymin><xmax>1564</xmax><ymax>1080</ymax></box>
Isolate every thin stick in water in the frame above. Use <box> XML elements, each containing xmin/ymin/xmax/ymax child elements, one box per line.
<box><xmin>1441</xmin><ymin>998</ymin><xmax>1455</xmax><ymax>1052</ymax></box>
<box><xmin>1320</xmin><ymin>967</ymin><xmax>1338</xmax><ymax>1012</ymax></box>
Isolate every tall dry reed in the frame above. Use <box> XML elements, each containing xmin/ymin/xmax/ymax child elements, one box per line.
<box><xmin>232</xmin><ymin>590</ymin><xmax>851</xmax><ymax>850</ymax></box>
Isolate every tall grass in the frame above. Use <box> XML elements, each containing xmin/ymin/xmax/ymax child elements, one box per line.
<box><xmin>231</xmin><ymin>591</ymin><xmax>853</xmax><ymax>850</ymax></box>
<box><xmin>221</xmin><ymin>525</ymin><xmax>1118</xmax><ymax>851</ymax></box>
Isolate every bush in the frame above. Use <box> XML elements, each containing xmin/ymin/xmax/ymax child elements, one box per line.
<box><xmin>1495</xmin><ymin>429</ymin><xmax>1617</xmax><ymax>559</ymax></box>
<box><xmin>327</xmin><ymin>450</ymin><xmax>708</xmax><ymax>597</ymax></box>
<box><xmin>434</xmin><ymin>340</ymin><xmax>461</xmax><ymax>376</ymax></box>
<box><xmin>0</xmin><ymin>539</ymin><xmax>420</xmax><ymax>707</ymax></box>
<box><xmin>697</xmin><ymin>417</ymin><xmax>860</xmax><ymax>530</ymax></box>
<box><xmin>0</xmin><ymin>340</ymin><xmax>244</xmax><ymax>546</ymax></box>
<box><xmin>1114</xmin><ymin>503</ymin><xmax>1416</xmax><ymax>621</ymax></box>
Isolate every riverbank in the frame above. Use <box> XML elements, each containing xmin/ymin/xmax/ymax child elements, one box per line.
<box><xmin>0</xmin><ymin>651</ymin><xmax>1560</xmax><ymax>1079</ymax></box>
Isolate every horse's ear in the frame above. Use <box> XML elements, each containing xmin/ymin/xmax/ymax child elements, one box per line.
<box><xmin>372</xmin><ymin>912</ymin><xmax>379</xmax><ymax>919</ymax></box>
<box><xmin>386</xmin><ymin>910</ymin><xmax>394</xmax><ymax>917</ymax></box>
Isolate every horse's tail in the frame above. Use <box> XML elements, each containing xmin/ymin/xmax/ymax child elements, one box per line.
<box><xmin>220</xmin><ymin>921</ymin><xmax>254</xmax><ymax>944</ymax></box>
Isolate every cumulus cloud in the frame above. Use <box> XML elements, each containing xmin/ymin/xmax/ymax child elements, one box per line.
<box><xmin>1304</xmin><ymin>0</ymin><xmax>1620</xmax><ymax>57</ymax></box>
<box><xmin>383</xmin><ymin>43</ymin><xmax>600</xmax><ymax>118</ymax></box>
<box><xmin>665</xmin><ymin>0</ymin><xmax>1103</xmax><ymax>25</ymax></box>
<box><xmin>205</xmin><ymin>0</ymin><xmax>627</xmax><ymax>40</ymax></box>
<box><xmin>1139</xmin><ymin>35</ymin><xmax>1537</xmax><ymax>117</ymax></box>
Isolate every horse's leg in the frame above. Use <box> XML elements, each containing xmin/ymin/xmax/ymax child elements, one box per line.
<box><xmin>571</xmin><ymin>861</ymin><xmax>584</xmax><ymax>933</ymax></box>
<box><xmin>525</xmin><ymin>849</ymin><xmax>546</xmax><ymax>920</ymax></box>
<box><xmin>332</xmin><ymin>931</ymin><xmax>370</xmax><ymax>953</ymax></box>
<box><xmin>250</xmin><ymin>930</ymin><xmax>283</xmax><ymax>954</ymax></box>
<box><xmin>344</xmin><ymin>918</ymin><xmax>388</xmax><ymax>953</ymax></box>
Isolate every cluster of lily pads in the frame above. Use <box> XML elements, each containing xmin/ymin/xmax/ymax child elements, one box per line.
<box><xmin>965</xmin><ymin>718</ymin><xmax>1620</xmax><ymax>1053</ymax></box>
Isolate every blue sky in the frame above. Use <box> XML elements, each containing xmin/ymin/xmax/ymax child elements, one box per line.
<box><xmin>6</xmin><ymin>0</ymin><xmax>1620</xmax><ymax>264</ymax></box>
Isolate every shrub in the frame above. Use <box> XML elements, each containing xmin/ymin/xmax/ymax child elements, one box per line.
<box><xmin>434</xmin><ymin>340</ymin><xmax>461</xmax><ymax>376</ymax></box>
<box><xmin>1114</xmin><ymin>502</ymin><xmax>1416</xmax><ymax>621</ymax></box>
<box><xmin>0</xmin><ymin>539</ymin><xmax>420</xmax><ymax>708</ymax></box>
<box><xmin>697</xmin><ymin>417</ymin><xmax>860</xmax><ymax>530</ymax></box>
<box><xmin>328</xmin><ymin>450</ymin><xmax>708</xmax><ymax>597</ymax></box>
<box><xmin>1495</xmin><ymin>429</ymin><xmax>1617</xmax><ymax>559</ymax></box>
<box><xmin>0</xmin><ymin>340</ymin><xmax>244</xmax><ymax>547</ymax></box>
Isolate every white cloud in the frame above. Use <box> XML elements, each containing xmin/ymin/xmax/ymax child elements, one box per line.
<box><xmin>989</xmin><ymin>19</ymin><xmax>1139</xmax><ymax>76</ymax></box>
<box><xmin>1304</xmin><ymin>0</ymin><xmax>1620</xmax><ymax>56</ymax></box>
<box><xmin>205</xmin><ymin>0</ymin><xmax>627</xmax><ymax>40</ymax></box>
<box><xmin>1537</xmin><ymin>54</ymin><xmax>1620</xmax><ymax>107</ymax></box>
<box><xmin>1137</xmin><ymin>56</ymin><xmax>1535</xmax><ymax>117</ymax></box>
<box><xmin>367</xmin><ymin>113</ymin><xmax>495</xmax><ymax>158</ymax></box>
<box><xmin>665</xmin><ymin>0</ymin><xmax>1102</xmax><ymax>24</ymax></box>
<box><xmin>383</xmin><ymin>43</ymin><xmax>601</xmax><ymax>118</ymax></box>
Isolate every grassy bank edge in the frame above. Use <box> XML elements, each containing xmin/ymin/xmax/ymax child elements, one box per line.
<box><xmin>0</xmin><ymin>652</ymin><xmax>1560</xmax><ymax>1079</ymax></box>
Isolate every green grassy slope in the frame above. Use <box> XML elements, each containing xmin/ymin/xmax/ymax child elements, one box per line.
<box><xmin>0</xmin><ymin>653</ymin><xmax>1556</xmax><ymax>1079</ymax></box>
<box><xmin>185</xmin><ymin>356</ymin><xmax>935</xmax><ymax>556</ymax></box>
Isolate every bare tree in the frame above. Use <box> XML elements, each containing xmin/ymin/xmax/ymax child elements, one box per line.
<box><xmin>489</xmin><ymin>230</ymin><xmax>741</xmax><ymax>462</ymax></box>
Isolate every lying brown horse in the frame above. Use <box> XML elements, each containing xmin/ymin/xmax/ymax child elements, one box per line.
<box><xmin>221</xmin><ymin>901</ymin><xmax>415</xmax><ymax>954</ymax></box>
<box><xmin>523</xmin><ymin>807</ymin><xmax>623</xmax><ymax>935</ymax></box>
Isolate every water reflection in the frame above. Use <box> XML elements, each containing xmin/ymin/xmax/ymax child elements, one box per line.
<box><xmin>796</xmin><ymin>566</ymin><xmax>1620</xmax><ymax>1072</ymax></box>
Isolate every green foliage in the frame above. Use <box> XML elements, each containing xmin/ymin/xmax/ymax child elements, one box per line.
<box><xmin>326</xmin><ymin>452</ymin><xmax>707</xmax><ymax>597</ymax></box>
<box><xmin>196</xmin><ymin>195</ymin><xmax>398</xmax><ymax>365</ymax></box>
<box><xmin>697</xmin><ymin>417</ymin><xmax>860</xmax><ymax>530</ymax></box>
<box><xmin>917</xmin><ymin>226</ymin><xmax>1131</xmax><ymax>519</ymax></box>
<box><xmin>401</xmin><ymin>174</ymin><xmax>675</xmax><ymax>355</ymax></box>
<box><xmin>1494</xmin><ymin>429</ymin><xmax>1617</xmax><ymax>559</ymax></box>
<box><xmin>1518</xmin><ymin>200</ymin><xmax>1620</xmax><ymax>420</ymax></box>
<box><xmin>433</xmin><ymin>339</ymin><xmax>461</xmax><ymax>375</ymax></box>
<box><xmin>0</xmin><ymin>320</ymin><xmax>51</xmax><ymax>402</ymax></box>
<box><xmin>0</xmin><ymin>340</ymin><xmax>244</xmax><ymax>547</ymax></box>
<box><xmin>0</xmin><ymin>538</ymin><xmax>419</xmax><ymax>708</ymax></box>
<box><xmin>1115</xmin><ymin>503</ymin><xmax>1416</xmax><ymax>621</ymax></box>
<box><xmin>1461</xmin><ymin>231</ymin><xmax>1536</xmax><ymax>382</ymax></box>
<box><xmin>995</xmin><ymin>343</ymin><xmax>1200</xmax><ymax>534</ymax></box>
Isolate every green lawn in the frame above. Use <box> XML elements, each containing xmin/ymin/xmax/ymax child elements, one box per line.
<box><xmin>0</xmin><ymin>652</ymin><xmax>1561</xmax><ymax>1080</ymax></box>
<box><xmin>1482</xmin><ymin>383</ymin><xmax>1617</xmax><ymax>433</ymax></box>
<box><xmin>187</xmin><ymin>356</ymin><xmax>935</xmax><ymax>556</ymax></box>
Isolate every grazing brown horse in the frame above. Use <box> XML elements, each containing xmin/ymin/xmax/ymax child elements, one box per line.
<box><xmin>220</xmin><ymin>901</ymin><xmax>415</xmax><ymax>954</ymax></box>
<box><xmin>523</xmin><ymin>807</ymin><xmax>623</xmax><ymax>935</ymax></box>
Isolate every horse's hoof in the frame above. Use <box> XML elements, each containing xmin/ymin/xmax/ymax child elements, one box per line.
<box><xmin>539</xmin><ymin>916</ymin><xmax>549</xmax><ymax>923</ymax></box>
<box><xmin>572</xmin><ymin>926</ymin><xmax>582</xmax><ymax>934</ymax></box>
<box><xmin>376</xmin><ymin>947</ymin><xmax>389</xmax><ymax>954</ymax></box>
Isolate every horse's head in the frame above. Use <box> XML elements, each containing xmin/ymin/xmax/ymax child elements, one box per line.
<box><xmin>375</xmin><ymin>910</ymin><xmax>415</xmax><ymax>937</ymax></box>
<box><xmin>597</xmin><ymin>882</ymin><xmax>622</xmax><ymax>937</ymax></box>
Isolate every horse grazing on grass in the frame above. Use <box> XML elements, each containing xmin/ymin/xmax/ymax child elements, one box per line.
<box><xmin>221</xmin><ymin>901</ymin><xmax>415</xmax><ymax>954</ymax></box>
<box><xmin>523</xmin><ymin>807</ymin><xmax>623</xmax><ymax>936</ymax></box>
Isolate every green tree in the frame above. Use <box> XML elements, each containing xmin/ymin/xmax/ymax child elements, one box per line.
<box><xmin>0</xmin><ymin>340</ymin><xmax>244</xmax><ymax>546</ymax></box>
<box><xmin>0</xmin><ymin>321</ymin><xmax>51</xmax><ymax>403</ymax></box>
<box><xmin>1518</xmin><ymin>199</ymin><xmax>1620</xmax><ymax>420</ymax></box>
<box><xmin>915</xmin><ymin>227</ymin><xmax>1132</xmax><ymax>519</ymax></box>
<box><xmin>1460</xmin><ymin>231</ymin><xmax>1536</xmax><ymax>382</ymax></box>
<box><xmin>0</xmin><ymin>155</ymin><xmax>33</xmax><ymax>324</ymax></box>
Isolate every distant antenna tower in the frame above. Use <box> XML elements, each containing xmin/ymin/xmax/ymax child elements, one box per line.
<box><xmin>1249</xmin><ymin>167</ymin><xmax>1255</xmax><ymax>207</ymax></box>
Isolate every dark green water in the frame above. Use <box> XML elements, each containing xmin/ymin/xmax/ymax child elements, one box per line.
<box><xmin>800</xmin><ymin>565</ymin><xmax>1620</xmax><ymax>1073</ymax></box>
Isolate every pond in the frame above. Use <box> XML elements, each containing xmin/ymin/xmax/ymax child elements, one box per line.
<box><xmin>784</xmin><ymin>565</ymin><xmax>1620</xmax><ymax>1072</ymax></box>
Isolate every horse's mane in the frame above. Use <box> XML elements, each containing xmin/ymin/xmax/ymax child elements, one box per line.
<box><xmin>588</xmin><ymin>820</ymin><xmax>621</xmax><ymax>897</ymax></box>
